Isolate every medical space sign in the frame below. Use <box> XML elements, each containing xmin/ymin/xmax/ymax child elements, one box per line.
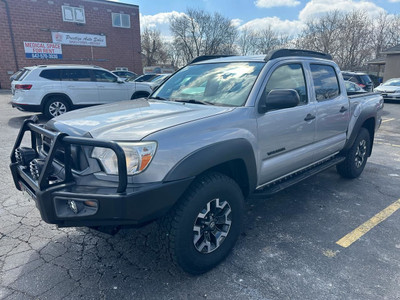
<box><xmin>24</xmin><ymin>42</ymin><xmax>62</xmax><ymax>59</ymax></box>
<box><xmin>52</xmin><ymin>32</ymin><xmax>106</xmax><ymax>47</ymax></box>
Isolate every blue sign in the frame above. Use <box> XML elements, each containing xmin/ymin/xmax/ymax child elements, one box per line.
<box><xmin>25</xmin><ymin>53</ymin><xmax>63</xmax><ymax>59</ymax></box>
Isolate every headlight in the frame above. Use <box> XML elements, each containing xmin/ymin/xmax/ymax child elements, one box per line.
<box><xmin>91</xmin><ymin>141</ymin><xmax>157</xmax><ymax>175</ymax></box>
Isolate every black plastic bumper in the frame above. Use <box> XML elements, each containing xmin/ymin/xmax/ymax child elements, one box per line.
<box><xmin>11</xmin><ymin>102</ymin><xmax>42</xmax><ymax>112</ymax></box>
<box><xmin>10</xmin><ymin>118</ymin><xmax>193</xmax><ymax>227</ymax></box>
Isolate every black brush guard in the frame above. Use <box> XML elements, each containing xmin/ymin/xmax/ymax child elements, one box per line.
<box><xmin>10</xmin><ymin>117</ymin><xmax>128</xmax><ymax>194</ymax></box>
<box><xmin>9</xmin><ymin>117</ymin><xmax>192</xmax><ymax>227</ymax></box>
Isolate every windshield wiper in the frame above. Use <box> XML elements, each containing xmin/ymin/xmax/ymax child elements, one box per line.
<box><xmin>173</xmin><ymin>99</ymin><xmax>215</xmax><ymax>105</ymax></box>
<box><xmin>148</xmin><ymin>96</ymin><xmax>167</xmax><ymax>100</ymax></box>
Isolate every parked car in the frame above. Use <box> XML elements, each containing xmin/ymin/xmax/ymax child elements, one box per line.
<box><xmin>111</xmin><ymin>70</ymin><xmax>138</xmax><ymax>79</ymax></box>
<box><xmin>345</xmin><ymin>81</ymin><xmax>366</xmax><ymax>95</ymax></box>
<box><xmin>11</xmin><ymin>65</ymin><xmax>152</xmax><ymax>118</ymax></box>
<box><xmin>368</xmin><ymin>74</ymin><xmax>383</xmax><ymax>87</ymax></box>
<box><xmin>374</xmin><ymin>78</ymin><xmax>400</xmax><ymax>101</ymax></box>
<box><xmin>131</xmin><ymin>73</ymin><xmax>160</xmax><ymax>82</ymax></box>
<box><xmin>342</xmin><ymin>71</ymin><xmax>374</xmax><ymax>92</ymax></box>
<box><xmin>140</xmin><ymin>74</ymin><xmax>172</xmax><ymax>91</ymax></box>
<box><xmin>10</xmin><ymin>49</ymin><xmax>383</xmax><ymax>274</ymax></box>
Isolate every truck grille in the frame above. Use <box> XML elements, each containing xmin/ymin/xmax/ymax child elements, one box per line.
<box><xmin>42</xmin><ymin>136</ymin><xmax>88</xmax><ymax>171</ymax></box>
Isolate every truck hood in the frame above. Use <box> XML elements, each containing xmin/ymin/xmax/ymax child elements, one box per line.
<box><xmin>47</xmin><ymin>99</ymin><xmax>234</xmax><ymax>140</ymax></box>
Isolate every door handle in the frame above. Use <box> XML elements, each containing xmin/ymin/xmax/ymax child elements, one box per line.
<box><xmin>98</xmin><ymin>85</ymin><xmax>105</xmax><ymax>88</ymax></box>
<box><xmin>304</xmin><ymin>113</ymin><xmax>316</xmax><ymax>121</ymax></box>
<box><xmin>339</xmin><ymin>106</ymin><xmax>348</xmax><ymax>113</ymax></box>
<box><xmin>67</xmin><ymin>85</ymin><xmax>75</xmax><ymax>88</ymax></box>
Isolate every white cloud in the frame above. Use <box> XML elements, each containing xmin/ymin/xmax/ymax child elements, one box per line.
<box><xmin>299</xmin><ymin>0</ymin><xmax>386</xmax><ymax>21</ymax></box>
<box><xmin>255</xmin><ymin>0</ymin><xmax>300</xmax><ymax>8</ymax></box>
<box><xmin>240</xmin><ymin>17</ymin><xmax>305</xmax><ymax>36</ymax></box>
<box><xmin>388</xmin><ymin>0</ymin><xmax>400</xmax><ymax>2</ymax></box>
<box><xmin>231</xmin><ymin>18</ymin><xmax>243</xmax><ymax>27</ymax></box>
<box><xmin>140</xmin><ymin>11</ymin><xmax>186</xmax><ymax>28</ymax></box>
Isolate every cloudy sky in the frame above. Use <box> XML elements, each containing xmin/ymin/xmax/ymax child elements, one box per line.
<box><xmin>113</xmin><ymin>0</ymin><xmax>399</xmax><ymax>37</ymax></box>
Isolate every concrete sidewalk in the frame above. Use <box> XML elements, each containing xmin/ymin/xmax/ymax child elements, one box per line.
<box><xmin>0</xmin><ymin>89</ymin><xmax>11</xmax><ymax>94</ymax></box>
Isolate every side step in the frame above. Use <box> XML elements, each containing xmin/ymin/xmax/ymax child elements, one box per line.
<box><xmin>253</xmin><ymin>156</ymin><xmax>346</xmax><ymax>198</ymax></box>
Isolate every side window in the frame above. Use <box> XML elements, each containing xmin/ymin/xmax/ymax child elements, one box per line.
<box><xmin>39</xmin><ymin>69</ymin><xmax>61</xmax><ymax>81</ymax></box>
<box><xmin>93</xmin><ymin>70</ymin><xmax>118</xmax><ymax>83</ymax></box>
<box><xmin>265</xmin><ymin>64</ymin><xmax>308</xmax><ymax>105</ymax></box>
<box><xmin>310</xmin><ymin>64</ymin><xmax>340</xmax><ymax>101</ymax></box>
<box><xmin>61</xmin><ymin>69</ymin><xmax>91</xmax><ymax>81</ymax></box>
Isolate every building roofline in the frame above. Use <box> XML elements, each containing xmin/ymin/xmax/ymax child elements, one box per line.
<box><xmin>83</xmin><ymin>0</ymin><xmax>139</xmax><ymax>9</ymax></box>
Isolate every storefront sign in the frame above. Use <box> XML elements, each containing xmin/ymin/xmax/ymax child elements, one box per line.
<box><xmin>52</xmin><ymin>32</ymin><xmax>106</xmax><ymax>47</ymax></box>
<box><xmin>24</xmin><ymin>41</ymin><xmax>62</xmax><ymax>59</ymax></box>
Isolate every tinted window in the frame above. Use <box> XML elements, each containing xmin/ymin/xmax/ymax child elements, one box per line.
<box><xmin>310</xmin><ymin>64</ymin><xmax>340</xmax><ymax>101</ymax></box>
<box><xmin>93</xmin><ymin>70</ymin><xmax>117</xmax><ymax>82</ymax></box>
<box><xmin>265</xmin><ymin>64</ymin><xmax>308</xmax><ymax>105</ymax></box>
<box><xmin>40</xmin><ymin>69</ymin><xmax>61</xmax><ymax>81</ymax></box>
<box><xmin>360</xmin><ymin>75</ymin><xmax>372</xmax><ymax>84</ymax></box>
<box><xmin>61</xmin><ymin>69</ymin><xmax>91</xmax><ymax>81</ymax></box>
<box><xmin>16</xmin><ymin>69</ymin><xmax>31</xmax><ymax>81</ymax></box>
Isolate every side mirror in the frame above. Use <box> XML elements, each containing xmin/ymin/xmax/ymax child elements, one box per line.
<box><xmin>259</xmin><ymin>89</ymin><xmax>300</xmax><ymax>113</ymax></box>
<box><xmin>117</xmin><ymin>77</ymin><xmax>124</xmax><ymax>83</ymax></box>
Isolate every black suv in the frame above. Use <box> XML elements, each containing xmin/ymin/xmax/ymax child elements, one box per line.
<box><xmin>342</xmin><ymin>71</ymin><xmax>373</xmax><ymax>92</ymax></box>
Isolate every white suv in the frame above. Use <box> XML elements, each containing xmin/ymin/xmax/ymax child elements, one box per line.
<box><xmin>11</xmin><ymin>65</ymin><xmax>152</xmax><ymax>118</ymax></box>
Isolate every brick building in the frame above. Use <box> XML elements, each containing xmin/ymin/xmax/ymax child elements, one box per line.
<box><xmin>0</xmin><ymin>0</ymin><xmax>142</xmax><ymax>89</ymax></box>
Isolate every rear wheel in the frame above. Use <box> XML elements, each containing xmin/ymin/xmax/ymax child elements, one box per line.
<box><xmin>44</xmin><ymin>97</ymin><xmax>70</xmax><ymax>119</ymax></box>
<box><xmin>159</xmin><ymin>172</ymin><xmax>244</xmax><ymax>275</ymax></box>
<box><xmin>337</xmin><ymin>128</ymin><xmax>370</xmax><ymax>178</ymax></box>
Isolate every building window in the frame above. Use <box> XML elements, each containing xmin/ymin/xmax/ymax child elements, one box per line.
<box><xmin>112</xmin><ymin>13</ymin><xmax>130</xmax><ymax>28</ymax></box>
<box><xmin>62</xmin><ymin>6</ymin><xmax>86</xmax><ymax>24</ymax></box>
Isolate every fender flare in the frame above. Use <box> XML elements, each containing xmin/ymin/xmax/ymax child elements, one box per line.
<box><xmin>164</xmin><ymin>138</ymin><xmax>258</xmax><ymax>193</ymax></box>
<box><xmin>343</xmin><ymin>110</ymin><xmax>375</xmax><ymax>154</ymax></box>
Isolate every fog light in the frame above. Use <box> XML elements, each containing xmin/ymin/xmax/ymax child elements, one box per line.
<box><xmin>30</xmin><ymin>159</ymin><xmax>45</xmax><ymax>180</ymax></box>
<box><xmin>15</xmin><ymin>147</ymin><xmax>36</xmax><ymax>166</ymax></box>
<box><xmin>68</xmin><ymin>200</ymin><xmax>79</xmax><ymax>214</ymax></box>
<box><xmin>29</xmin><ymin>159</ymin><xmax>54</xmax><ymax>180</ymax></box>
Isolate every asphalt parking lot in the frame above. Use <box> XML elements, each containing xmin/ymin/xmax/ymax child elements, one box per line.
<box><xmin>0</xmin><ymin>92</ymin><xmax>399</xmax><ymax>300</ymax></box>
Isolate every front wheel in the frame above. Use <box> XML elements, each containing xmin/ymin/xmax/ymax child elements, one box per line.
<box><xmin>159</xmin><ymin>172</ymin><xmax>244</xmax><ymax>275</ymax></box>
<box><xmin>337</xmin><ymin>128</ymin><xmax>370</xmax><ymax>178</ymax></box>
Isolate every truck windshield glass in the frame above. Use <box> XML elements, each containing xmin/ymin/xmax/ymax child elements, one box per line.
<box><xmin>151</xmin><ymin>62</ymin><xmax>264</xmax><ymax>107</ymax></box>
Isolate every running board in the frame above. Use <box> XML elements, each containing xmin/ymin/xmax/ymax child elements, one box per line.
<box><xmin>253</xmin><ymin>156</ymin><xmax>346</xmax><ymax>198</ymax></box>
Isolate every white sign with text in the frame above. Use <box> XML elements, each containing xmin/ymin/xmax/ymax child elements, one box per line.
<box><xmin>52</xmin><ymin>32</ymin><xmax>106</xmax><ymax>47</ymax></box>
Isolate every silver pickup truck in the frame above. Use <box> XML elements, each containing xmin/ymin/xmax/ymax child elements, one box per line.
<box><xmin>10</xmin><ymin>49</ymin><xmax>383</xmax><ymax>274</ymax></box>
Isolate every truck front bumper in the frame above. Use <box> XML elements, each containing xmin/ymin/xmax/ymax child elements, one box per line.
<box><xmin>10</xmin><ymin>118</ymin><xmax>192</xmax><ymax>228</ymax></box>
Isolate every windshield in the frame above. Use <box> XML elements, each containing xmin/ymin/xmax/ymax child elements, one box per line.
<box><xmin>383</xmin><ymin>79</ymin><xmax>400</xmax><ymax>86</ymax></box>
<box><xmin>151</xmin><ymin>62</ymin><xmax>264</xmax><ymax>107</ymax></box>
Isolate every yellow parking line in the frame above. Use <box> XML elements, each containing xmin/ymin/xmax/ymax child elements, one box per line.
<box><xmin>376</xmin><ymin>141</ymin><xmax>400</xmax><ymax>148</ymax></box>
<box><xmin>336</xmin><ymin>199</ymin><xmax>400</xmax><ymax>248</ymax></box>
<box><xmin>382</xmin><ymin>118</ymin><xmax>395</xmax><ymax>123</ymax></box>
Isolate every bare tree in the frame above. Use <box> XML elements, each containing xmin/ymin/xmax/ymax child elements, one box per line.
<box><xmin>170</xmin><ymin>8</ymin><xmax>238</xmax><ymax>63</ymax></box>
<box><xmin>141</xmin><ymin>27</ymin><xmax>168</xmax><ymax>67</ymax></box>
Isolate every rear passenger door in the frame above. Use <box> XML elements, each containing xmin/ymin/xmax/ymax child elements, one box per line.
<box><xmin>61</xmin><ymin>69</ymin><xmax>98</xmax><ymax>105</ymax></box>
<box><xmin>309</xmin><ymin>64</ymin><xmax>349</xmax><ymax>160</ymax></box>
<box><xmin>93</xmin><ymin>70</ymin><xmax>130</xmax><ymax>103</ymax></box>
<box><xmin>257</xmin><ymin>62</ymin><xmax>317</xmax><ymax>185</ymax></box>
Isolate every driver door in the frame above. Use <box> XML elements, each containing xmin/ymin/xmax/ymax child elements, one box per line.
<box><xmin>257</xmin><ymin>62</ymin><xmax>317</xmax><ymax>185</ymax></box>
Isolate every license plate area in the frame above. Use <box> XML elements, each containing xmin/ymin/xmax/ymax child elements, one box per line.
<box><xmin>19</xmin><ymin>180</ymin><xmax>37</xmax><ymax>201</ymax></box>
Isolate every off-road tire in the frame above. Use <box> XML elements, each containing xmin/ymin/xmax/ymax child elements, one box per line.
<box><xmin>337</xmin><ymin>128</ymin><xmax>370</xmax><ymax>178</ymax></box>
<box><xmin>158</xmin><ymin>172</ymin><xmax>244</xmax><ymax>275</ymax></box>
